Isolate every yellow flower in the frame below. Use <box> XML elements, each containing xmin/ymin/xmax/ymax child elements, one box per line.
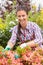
<box><xmin>40</xmin><ymin>8</ymin><xmax>43</xmax><ymax>14</ymax></box>
<box><xmin>32</xmin><ymin>5</ymin><xmax>36</xmax><ymax>10</ymax></box>
<box><xmin>0</xmin><ymin>23</ymin><xmax>6</xmax><ymax>30</ymax></box>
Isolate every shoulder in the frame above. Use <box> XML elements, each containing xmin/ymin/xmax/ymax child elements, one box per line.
<box><xmin>28</xmin><ymin>21</ymin><xmax>41</xmax><ymax>30</ymax></box>
<box><xmin>27</xmin><ymin>21</ymin><xmax>37</xmax><ymax>28</ymax></box>
<box><xmin>11</xmin><ymin>25</ymin><xmax>18</xmax><ymax>33</ymax></box>
<box><xmin>13</xmin><ymin>25</ymin><xmax>18</xmax><ymax>30</ymax></box>
<box><xmin>28</xmin><ymin>21</ymin><xmax>37</xmax><ymax>26</ymax></box>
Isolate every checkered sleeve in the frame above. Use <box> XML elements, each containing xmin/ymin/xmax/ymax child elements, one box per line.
<box><xmin>9</xmin><ymin>25</ymin><xmax>18</xmax><ymax>45</ymax></box>
<box><xmin>32</xmin><ymin>22</ymin><xmax>43</xmax><ymax>45</ymax></box>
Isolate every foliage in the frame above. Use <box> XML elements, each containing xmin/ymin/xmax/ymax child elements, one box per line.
<box><xmin>16</xmin><ymin>46</ymin><xmax>32</xmax><ymax>56</ymax></box>
<box><xmin>0</xmin><ymin>18</ymin><xmax>2</xmax><ymax>22</ymax></box>
<box><xmin>0</xmin><ymin>25</ymin><xmax>11</xmax><ymax>48</ymax></box>
<box><xmin>4</xmin><ymin>10</ymin><xmax>18</xmax><ymax>24</ymax></box>
<box><xmin>0</xmin><ymin>46</ymin><xmax>4</xmax><ymax>52</ymax></box>
<box><xmin>28</xmin><ymin>10</ymin><xmax>43</xmax><ymax>29</ymax></box>
<box><xmin>0</xmin><ymin>10</ymin><xmax>18</xmax><ymax>48</ymax></box>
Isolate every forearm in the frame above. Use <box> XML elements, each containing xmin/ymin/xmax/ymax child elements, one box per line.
<box><xmin>20</xmin><ymin>41</ymin><xmax>36</xmax><ymax>48</ymax></box>
<box><xmin>20</xmin><ymin>40</ymin><xmax>39</xmax><ymax>48</ymax></box>
<box><xmin>7</xmin><ymin>41</ymin><xmax>15</xmax><ymax>49</ymax></box>
<box><xmin>5</xmin><ymin>41</ymin><xmax>15</xmax><ymax>50</ymax></box>
<box><xmin>26</xmin><ymin>37</ymin><xmax>43</xmax><ymax>46</ymax></box>
<box><xmin>26</xmin><ymin>40</ymin><xmax>37</xmax><ymax>47</ymax></box>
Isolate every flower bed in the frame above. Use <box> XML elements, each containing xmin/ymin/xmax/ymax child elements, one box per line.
<box><xmin>0</xmin><ymin>45</ymin><xmax>43</xmax><ymax>65</ymax></box>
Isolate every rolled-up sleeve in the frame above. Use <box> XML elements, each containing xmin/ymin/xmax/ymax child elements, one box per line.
<box><xmin>9</xmin><ymin>26</ymin><xmax>18</xmax><ymax>45</ymax></box>
<box><xmin>33</xmin><ymin>23</ymin><xmax>43</xmax><ymax>45</ymax></box>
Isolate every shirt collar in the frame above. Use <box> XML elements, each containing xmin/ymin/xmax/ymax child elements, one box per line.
<box><xmin>20</xmin><ymin>21</ymin><xmax>30</xmax><ymax>33</ymax></box>
<box><xmin>26</xmin><ymin>22</ymin><xmax>30</xmax><ymax>30</ymax></box>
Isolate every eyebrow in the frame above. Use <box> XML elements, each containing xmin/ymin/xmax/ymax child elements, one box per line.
<box><xmin>18</xmin><ymin>14</ymin><xmax>25</xmax><ymax>17</ymax></box>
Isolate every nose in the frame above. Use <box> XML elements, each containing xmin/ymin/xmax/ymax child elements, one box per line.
<box><xmin>20</xmin><ymin>16</ymin><xmax>23</xmax><ymax>20</ymax></box>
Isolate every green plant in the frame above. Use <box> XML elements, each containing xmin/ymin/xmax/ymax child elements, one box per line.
<box><xmin>0</xmin><ymin>10</ymin><xmax>18</xmax><ymax>48</ymax></box>
<box><xmin>28</xmin><ymin>11</ymin><xmax>43</xmax><ymax>29</ymax></box>
<box><xmin>0</xmin><ymin>27</ymin><xmax>11</xmax><ymax>48</ymax></box>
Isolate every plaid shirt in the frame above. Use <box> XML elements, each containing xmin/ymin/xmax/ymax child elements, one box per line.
<box><xmin>9</xmin><ymin>21</ymin><xmax>43</xmax><ymax>46</ymax></box>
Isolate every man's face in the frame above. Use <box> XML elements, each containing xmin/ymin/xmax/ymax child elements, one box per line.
<box><xmin>17</xmin><ymin>10</ymin><xmax>28</xmax><ymax>29</ymax></box>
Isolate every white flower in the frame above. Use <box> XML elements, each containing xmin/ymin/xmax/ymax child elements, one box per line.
<box><xmin>9</xmin><ymin>21</ymin><xmax>15</xmax><ymax>25</ymax></box>
<box><xmin>1</xmin><ymin>31</ymin><xmax>3</xmax><ymax>33</ymax></box>
<box><xmin>16</xmin><ymin>19</ymin><xmax>18</xmax><ymax>22</ymax></box>
<box><xmin>7</xmin><ymin>1</ymin><xmax>13</xmax><ymax>5</ymax></box>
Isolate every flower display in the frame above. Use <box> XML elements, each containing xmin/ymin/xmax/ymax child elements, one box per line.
<box><xmin>0</xmin><ymin>45</ymin><xmax>43</xmax><ymax>65</ymax></box>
